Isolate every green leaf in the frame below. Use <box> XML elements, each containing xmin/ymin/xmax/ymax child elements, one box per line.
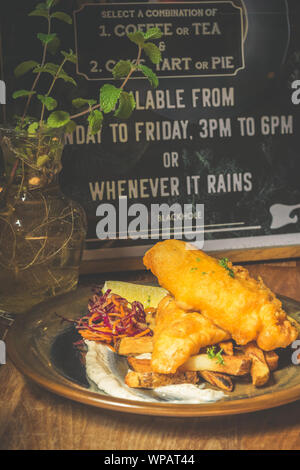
<box><xmin>33</xmin><ymin>62</ymin><xmax>59</xmax><ymax>76</ymax></box>
<box><xmin>46</xmin><ymin>0</ymin><xmax>55</xmax><ymax>8</ymax></box>
<box><xmin>14</xmin><ymin>60</ymin><xmax>39</xmax><ymax>78</ymax></box>
<box><xmin>207</xmin><ymin>346</ymin><xmax>224</xmax><ymax>364</ymax></box>
<box><xmin>144</xmin><ymin>27</ymin><xmax>162</xmax><ymax>41</ymax></box>
<box><xmin>207</xmin><ymin>346</ymin><xmax>216</xmax><ymax>359</ymax></box>
<box><xmin>61</xmin><ymin>49</ymin><xmax>77</xmax><ymax>64</ymax></box>
<box><xmin>58</xmin><ymin>69</ymin><xmax>77</xmax><ymax>86</ymax></box>
<box><xmin>14</xmin><ymin>115</ymin><xmax>35</xmax><ymax>130</ymax></box>
<box><xmin>37</xmin><ymin>94</ymin><xmax>58</xmax><ymax>111</ymax></box>
<box><xmin>47</xmin><ymin>36</ymin><xmax>61</xmax><ymax>55</ymax></box>
<box><xmin>65</xmin><ymin>120</ymin><xmax>77</xmax><ymax>134</ymax></box>
<box><xmin>72</xmin><ymin>98</ymin><xmax>88</xmax><ymax>109</ymax></box>
<box><xmin>12</xmin><ymin>90</ymin><xmax>36</xmax><ymax>99</ymax></box>
<box><xmin>37</xmin><ymin>154</ymin><xmax>50</xmax><ymax>167</ymax></box>
<box><xmin>33</xmin><ymin>63</ymin><xmax>76</xmax><ymax>86</ymax></box>
<box><xmin>88</xmin><ymin>109</ymin><xmax>103</xmax><ymax>134</ymax></box>
<box><xmin>47</xmin><ymin>110</ymin><xmax>70</xmax><ymax>128</ymax></box>
<box><xmin>35</xmin><ymin>3</ymin><xmax>48</xmax><ymax>10</ymax></box>
<box><xmin>29</xmin><ymin>9</ymin><xmax>49</xmax><ymax>18</ymax></box>
<box><xmin>114</xmin><ymin>91</ymin><xmax>135</xmax><ymax>119</ymax></box>
<box><xmin>112</xmin><ymin>60</ymin><xmax>132</xmax><ymax>79</ymax></box>
<box><xmin>143</xmin><ymin>43</ymin><xmax>162</xmax><ymax>64</ymax></box>
<box><xmin>27</xmin><ymin>122</ymin><xmax>39</xmax><ymax>134</ymax></box>
<box><xmin>100</xmin><ymin>84</ymin><xmax>122</xmax><ymax>114</ymax></box>
<box><xmin>37</xmin><ymin>32</ymin><xmax>57</xmax><ymax>45</ymax></box>
<box><xmin>51</xmin><ymin>11</ymin><xmax>72</xmax><ymax>24</ymax></box>
<box><xmin>138</xmin><ymin>64</ymin><xmax>159</xmax><ymax>88</ymax></box>
<box><xmin>127</xmin><ymin>31</ymin><xmax>145</xmax><ymax>47</ymax></box>
<box><xmin>215</xmin><ymin>349</ymin><xmax>224</xmax><ymax>365</ymax></box>
<box><xmin>72</xmin><ymin>98</ymin><xmax>96</xmax><ymax>109</ymax></box>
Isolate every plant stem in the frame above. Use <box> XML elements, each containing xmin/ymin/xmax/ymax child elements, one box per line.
<box><xmin>39</xmin><ymin>57</ymin><xmax>67</xmax><ymax>126</ymax></box>
<box><xmin>6</xmin><ymin>11</ymin><xmax>53</xmax><ymax>206</ymax></box>
<box><xmin>120</xmin><ymin>46</ymin><xmax>142</xmax><ymax>90</ymax></box>
<box><xmin>0</xmin><ymin>142</ymin><xmax>20</xmax><ymax>205</ymax></box>
<box><xmin>69</xmin><ymin>46</ymin><xmax>142</xmax><ymax>121</ymax></box>
<box><xmin>22</xmin><ymin>12</ymin><xmax>52</xmax><ymax>124</ymax></box>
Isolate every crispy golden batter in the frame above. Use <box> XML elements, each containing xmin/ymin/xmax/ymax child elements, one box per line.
<box><xmin>143</xmin><ymin>240</ymin><xmax>298</xmax><ymax>351</ymax></box>
<box><xmin>151</xmin><ymin>295</ymin><xmax>230</xmax><ymax>373</ymax></box>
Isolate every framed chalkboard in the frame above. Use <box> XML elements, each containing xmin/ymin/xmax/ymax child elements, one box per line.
<box><xmin>1</xmin><ymin>0</ymin><xmax>300</xmax><ymax>270</ymax></box>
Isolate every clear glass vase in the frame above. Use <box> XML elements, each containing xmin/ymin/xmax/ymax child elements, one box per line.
<box><xmin>0</xmin><ymin>127</ymin><xmax>87</xmax><ymax>314</ymax></box>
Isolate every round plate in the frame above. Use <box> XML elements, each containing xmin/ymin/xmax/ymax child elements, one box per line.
<box><xmin>6</xmin><ymin>285</ymin><xmax>300</xmax><ymax>417</ymax></box>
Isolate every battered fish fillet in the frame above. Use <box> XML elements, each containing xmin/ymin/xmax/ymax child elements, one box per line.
<box><xmin>143</xmin><ymin>240</ymin><xmax>298</xmax><ymax>351</ymax></box>
<box><xmin>152</xmin><ymin>295</ymin><xmax>230</xmax><ymax>374</ymax></box>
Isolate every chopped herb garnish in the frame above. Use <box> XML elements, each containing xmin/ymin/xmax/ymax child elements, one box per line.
<box><xmin>196</xmin><ymin>257</ymin><xmax>201</xmax><ymax>262</ymax></box>
<box><xmin>190</xmin><ymin>267</ymin><xmax>198</xmax><ymax>272</ymax></box>
<box><xmin>202</xmin><ymin>271</ymin><xmax>207</xmax><ymax>275</ymax></box>
<box><xmin>215</xmin><ymin>348</ymin><xmax>224</xmax><ymax>365</ymax></box>
<box><xmin>219</xmin><ymin>257</ymin><xmax>235</xmax><ymax>278</ymax></box>
<box><xmin>207</xmin><ymin>345</ymin><xmax>216</xmax><ymax>359</ymax></box>
<box><xmin>207</xmin><ymin>346</ymin><xmax>225</xmax><ymax>365</ymax></box>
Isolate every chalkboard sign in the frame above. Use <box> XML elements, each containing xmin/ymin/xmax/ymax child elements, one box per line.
<box><xmin>1</xmin><ymin>0</ymin><xmax>300</xmax><ymax>270</ymax></box>
<box><xmin>74</xmin><ymin>2</ymin><xmax>245</xmax><ymax>79</ymax></box>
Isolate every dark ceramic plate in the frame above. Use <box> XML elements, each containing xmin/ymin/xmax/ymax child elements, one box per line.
<box><xmin>6</xmin><ymin>285</ymin><xmax>300</xmax><ymax>417</ymax></box>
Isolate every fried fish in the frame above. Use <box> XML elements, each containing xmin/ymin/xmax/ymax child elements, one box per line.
<box><xmin>143</xmin><ymin>240</ymin><xmax>298</xmax><ymax>351</ymax></box>
<box><xmin>151</xmin><ymin>295</ymin><xmax>230</xmax><ymax>373</ymax></box>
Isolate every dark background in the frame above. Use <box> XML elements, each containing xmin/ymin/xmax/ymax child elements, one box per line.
<box><xmin>1</xmin><ymin>0</ymin><xmax>300</xmax><ymax>252</ymax></box>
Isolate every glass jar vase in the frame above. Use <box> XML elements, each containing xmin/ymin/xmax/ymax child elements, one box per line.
<box><xmin>0</xmin><ymin>127</ymin><xmax>87</xmax><ymax>314</ymax></box>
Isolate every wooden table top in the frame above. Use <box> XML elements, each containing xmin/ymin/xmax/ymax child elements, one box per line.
<box><xmin>1</xmin><ymin>261</ymin><xmax>300</xmax><ymax>450</ymax></box>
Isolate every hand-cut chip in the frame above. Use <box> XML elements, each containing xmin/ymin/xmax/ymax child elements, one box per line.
<box><xmin>151</xmin><ymin>295</ymin><xmax>230</xmax><ymax>374</ymax></box>
<box><xmin>143</xmin><ymin>240</ymin><xmax>298</xmax><ymax>351</ymax></box>
<box><xmin>242</xmin><ymin>342</ymin><xmax>270</xmax><ymax>387</ymax></box>
<box><xmin>199</xmin><ymin>370</ymin><xmax>234</xmax><ymax>392</ymax></box>
<box><xmin>264</xmin><ymin>351</ymin><xmax>279</xmax><ymax>371</ymax></box>
<box><xmin>115</xmin><ymin>336</ymin><xmax>153</xmax><ymax>356</ymax></box>
<box><xmin>125</xmin><ymin>370</ymin><xmax>199</xmax><ymax>389</ymax></box>
<box><xmin>219</xmin><ymin>340</ymin><xmax>234</xmax><ymax>356</ymax></box>
<box><xmin>180</xmin><ymin>353</ymin><xmax>251</xmax><ymax>376</ymax></box>
<box><xmin>127</xmin><ymin>357</ymin><xmax>152</xmax><ymax>373</ymax></box>
<box><xmin>127</xmin><ymin>354</ymin><xmax>234</xmax><ymax>392</ymax></box>
<box><xmin>249</xmin><ymin>360</ymin><xmax>270</xmax><ymax>387</ymax></box>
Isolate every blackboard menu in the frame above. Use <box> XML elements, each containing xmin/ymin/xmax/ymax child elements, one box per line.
<box><xmin>1</xmin><ymin>0</ymin><xmax>300</xmax><ymax>265</ymax></box>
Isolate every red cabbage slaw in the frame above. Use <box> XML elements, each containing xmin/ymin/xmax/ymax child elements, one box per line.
<box><xmin>75</xmin><ymin>289</ymin><xmax>153</xmax><ymax>350</ymax></box>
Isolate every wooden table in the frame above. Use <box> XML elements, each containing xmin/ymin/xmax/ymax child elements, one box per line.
<box><xmin>1</xmin><ymin>261</ymin><xmax>300</xmax><ymax>450</ymax></box>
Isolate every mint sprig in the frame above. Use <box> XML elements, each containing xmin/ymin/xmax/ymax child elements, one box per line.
<box><xmin>13</xmin><ymin>1</ymin><xmax>163</xmax><ymax>136</ymax></box>
<box><xmin>143</xmin><ymin>42</ymin><xmax>162</xmax><ymax>64</ymax></box>
<box><xmin>112</xmin><ymin>60</ymin><xmax>132</xmax><ymax>79</ymax></box>
<box><xmin>138</xmin><ymin>64</ymin><xmax>159</xmax><ymax>88</ymax></box>
<box><xmin>72</xmin><ymin>98</ymin><xmax>97</xmax><ymax>109</ymax></box>
<box><xmin>127</xmin><ymin>31</ymin><xmax>145</xmax><ymax>47</ymax></box>
<box><xmin>114</xmin><ymin>91</ymin><xmax>136</xmax><ymax>119</ymax></box>
<box><xmin>100</xmin><ymin>84</ymin><xmax>122</xmax><ymax>114</ymax></box>
<box><xmin>37</xmin><ymin>94</ymin><xmax>57</xmax><ymax>110</ymax></box>
<box><xmin>37</xmin><ymin>32</ymin><xmax>57</xmax><ymax>45</ymax></box>
<box><xmin>47</xmin><ymin>110</ymin><xmax>70</xmax><ymax>128</ymax></box>
<box><xmin>51</xmin><ymin>12</ymin><xmax>72</xmax><ymax>24</ymax></box>
<box><xmin>88</xmin><ymin>109</ymin><xmax>103</xmax><ymax>134</ymax></box>
<box><xmin>14</xmin><ymin>61</ymin><xmax>39</xmax><ymax>78</ymax></box>
<box><xmin>13</xmin><ymin>90</ymin><xmax>36</xmax><ymax>99</ymax></box>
